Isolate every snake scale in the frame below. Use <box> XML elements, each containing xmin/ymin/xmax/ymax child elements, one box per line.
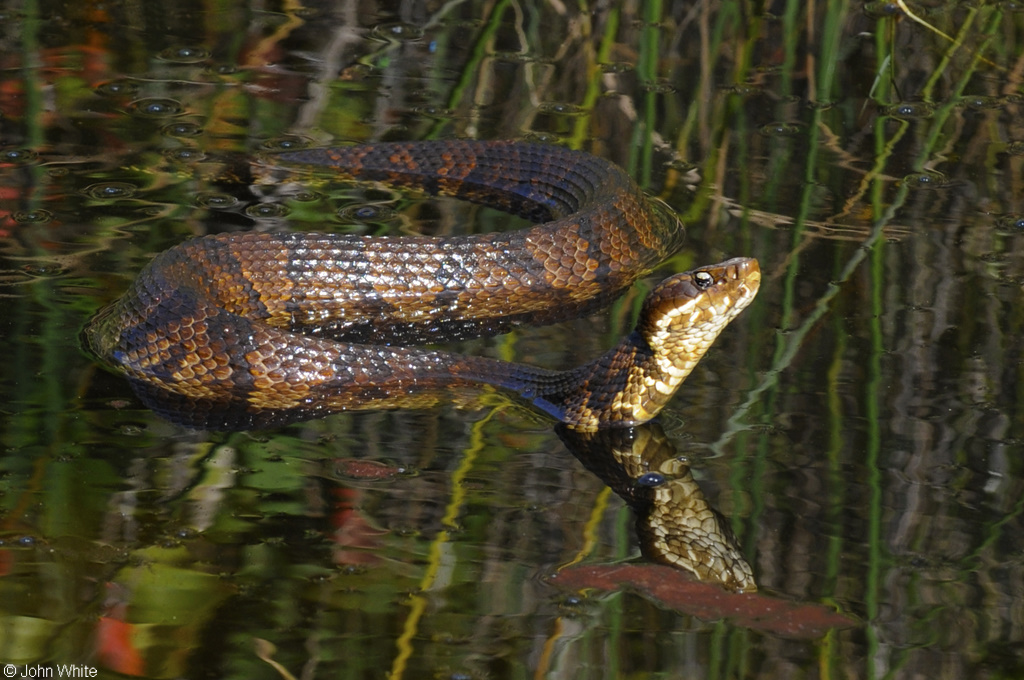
<box><xmin>85</xmin><ymin>140</ymin><xmax>760</xmax><ymax>431</ymax></box>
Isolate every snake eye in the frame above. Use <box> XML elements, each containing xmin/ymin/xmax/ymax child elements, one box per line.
<box><xmin>693</xmin><ymin>271</ymin><xmax>714</xmax><ymax>289</ymax></box>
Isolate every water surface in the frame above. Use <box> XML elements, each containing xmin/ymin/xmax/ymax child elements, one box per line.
<box><xmin>1</xmin><ymin>1</ymin><xmax>1023</xmax><ymax>678</ymax></box>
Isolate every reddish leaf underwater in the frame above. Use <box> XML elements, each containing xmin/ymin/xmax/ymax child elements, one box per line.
<box><xmin>550</xmin><ymin>564</ymin><xmax>859</xmax><ymax>639</ymax></box>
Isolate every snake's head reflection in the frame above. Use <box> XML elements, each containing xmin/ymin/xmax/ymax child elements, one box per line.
<box><xmin>556</xmin><ymin>422</ymin><xmax>756</xmax><ymax>593</ymax></box>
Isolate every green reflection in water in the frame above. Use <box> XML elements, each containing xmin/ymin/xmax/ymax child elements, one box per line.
<box><xmin>1</xmin><ymin>0</ymin><xmax>1023</xmax><ymax>677</ymax></box>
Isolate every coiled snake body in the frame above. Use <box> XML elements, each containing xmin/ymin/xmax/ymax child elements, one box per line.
<box><xmin>85</xmin><ymin>141</ymin><xmax>760</xmax><ymax>430</ymax></box>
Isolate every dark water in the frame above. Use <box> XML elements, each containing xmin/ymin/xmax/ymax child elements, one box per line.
<box><xmin>2</xmin><ymin>1</ymin><xmax>1023</xmax><ymax>678</ymax></box>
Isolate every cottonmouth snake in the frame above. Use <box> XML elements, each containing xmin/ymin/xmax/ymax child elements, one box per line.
<box><xmin>84</xmin><ymin>140</ymin><xmax>760</xmax><ymax>431</ymax></box>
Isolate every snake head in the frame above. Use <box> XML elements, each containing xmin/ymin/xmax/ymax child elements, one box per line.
<box><xmin>83</xmin><ymin>300</ymin><xmax>128</xmax><ymax>369</ymax></box>
<box><xmin>552</xmin><ymin>257</ymin><xmax>761</xmax><ymax>430</ymax></box>
<box><xmin>639</xmin><ymin>257</ymin><xmax>761</xmax><ymax>370</ymax></box>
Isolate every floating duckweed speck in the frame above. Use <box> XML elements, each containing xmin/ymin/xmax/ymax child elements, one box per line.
<box><xmin>206</xmin><ymin>63</ymin><xmax>238</xmax><ymax>75</ymax></box>
<box><xmin>1</xmin><ymin>148</ymin><xmax>38</xmax><ymax>164</ymax></box>
<box><xmin>13</xmin><ymin>209</ymin><xmax>53</xmax><ymax>224</ymax></box>
<box><xmin>727</xmin><ymin>84</ymin><xmax>763</xmax><ymax>96</ymax></box>
<box><xmin>0</xmin><ymin>535</ymin><xmax>37</xmax><ymax>549</ymax></box>
<box><xmin>161</xmin><ymin>122</ymin><xmax>204</xmax><ymax>137</ymax></box>
<box><xmin>600</xmin><ymin>62</ymin><xmax>634</xmax><ymax>73</ymax></box>
<box><xmin>759</xmin><ymin>122</ymin><xmax>804</xmax><ymax>137</ymax></box>
<box><xmin>22</xmin><ymin>263</ymin><xmax>67</xmax><ymax>277</ymax></box>
<box><xmin>410</xmin><ymin>105</ymin><xmax>454</xmax><ymax>118</ymax></box>
<box><xmin>95</xmin><ymin>80</ymin><xmax>140</xmax><ymax>97</ymax></box>
<box><xmin>195</xmin><ymin>192</ymin><xmax>239</xmax><ymax>208</ymax></box>
<box><xmin>340</xmin><ymin>564</ymin><xmax>369</xmax><ymax>576</ymax></box>
<box><xmin>164</xmin><ymin>147</ymin><xmax>206</xmax><ymax>162</ymax></box>
<box><xmin>961</xmin><ymin>95</ymin><xmax>1003</xmax><ymax>111</ymax></box>
<box><xmin>157</xmin><ymin>46</ymin><xmax>211</xmax><ymax>63</ymax></box>
<box><xmin>520</xmin><ymin>131</ymin><xmax>564</xmax><ymax>144</ymax></box>
<box><xmin>128</xmin><ymin>98</ymin><xmax>184</xmax><ymax>117</ymax></box>
<box><xmin>370</xmin><ymin>22</ymin><xmax>424</xmax><ymax>41</ymax></box>
<box><xmin>338</xmin><ymin>204</ymin><xmax>396</xmax><ymax>222</ymax></box>
<box><xmin>245</xmin><ymin>202</ymin><xmax>291</xmax><ymax>218</ymax></box>
<box><xmin>539</xmin><ymin>102</ymin><xmax>586</xmax><ymax>115</ymax></box>
<box><xmin>901</xmin><ymin>171</ymin><xmax>947</xmax><ymax>188</ymax></box>
<box><xmin>807</xmin><ymin>99</ymin><xmax>836</xmax><ymax>110</ymax></box>
<box><xmin>84</xmin><ymin>182</ymin><xmax>138</xmax><ymax>199</ymax></box>
<box><xmin>289</xmin><ymin>190</ymin><xmax>322</xmax><ymax>203</ymax></box>
<box><xmin>642</xmin><ymin>80</ymin><xmax>677</xmax><ymax>93</ymax></box>
<box><xmin>884</xmin><ymin>102</ymin><xmax>935</xmax><ymax>119</ymax></box>
<box><xmin>261</xmin><ymin>137</ymin><xmax>310</xmax><ymax>151</ymax></box>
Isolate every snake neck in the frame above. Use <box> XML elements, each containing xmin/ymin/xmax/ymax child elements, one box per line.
<box><xmin>500</xmin><ymin>258</ymin><xmax>761</xmax><ymax>430</ymax></box>
<box><xmin>465</xmin><ymin>328</ymin><xmax>691</xmax><ymax>431</ymax></box>
<box><xmin>533</xmin><ymin>330</ymin><xmax>695</xmax><ymax>429</ymax></box>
